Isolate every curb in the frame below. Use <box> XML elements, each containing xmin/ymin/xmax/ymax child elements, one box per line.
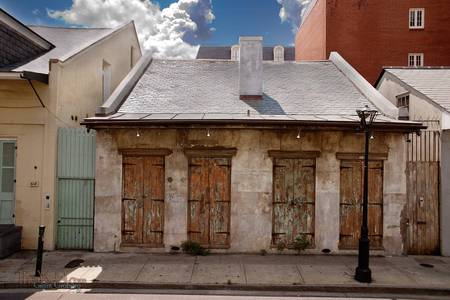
<box><xmin>1</xmin><ymin>282</ymin><xmax>450</xmax><ymax>296</ymax></box>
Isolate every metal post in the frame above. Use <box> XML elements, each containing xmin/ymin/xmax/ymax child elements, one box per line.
<box><xmin>35</xmin><ymin>225</ymin><xmax>45</xmax><ymax>277</ymax></box>
<box><xmin>355</xmin><ymin>123</ymin><xmax>372</xmax><ymax>283</ymax></box>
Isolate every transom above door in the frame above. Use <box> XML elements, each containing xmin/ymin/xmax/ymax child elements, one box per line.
<box><xmin>187</xmin><ymin>150</ymin><xmax>234</xmax><ymax>249</ymax></box>
<box><xmin>122</xmin><ymin>155</ymin><xmax>165</xmax><ymax>247</ymax></box>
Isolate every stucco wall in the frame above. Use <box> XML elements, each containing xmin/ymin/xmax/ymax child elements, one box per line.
<box><xmin>377</xmin><ymin>73</ymin><xmax>442</xmax><ymax>130</ymax></box>
<box><xmin>95</xmin><ymin>128</ymin><xmax>406</xmax><ymax>255</ymax></box>
<box><xmin>53</xmin><ymin>24</ymin><xmax>141</xmax><ymax>127</ymax></box>
<box><xmin>0</xmin><ymin>79</ymin><xmax>50</xmax><ymax>249</ymax></box>
<box><xmin>0</xmin><ymin>24</ymin><xmax>141</xmax><ymax>250</ymax></box>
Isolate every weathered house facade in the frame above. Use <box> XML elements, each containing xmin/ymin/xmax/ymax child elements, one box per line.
<box><xmin>85</xmin><ymin>37</ymin><xmax>422</xmax><ymax>255</ymax></box>
<box><xmin>377</xmin><ymin>68</ymin><xmax>450</xmax><ymax>256</ymax></box>
<box><xmin>0</xmin><ymin>8</ymin><xmax>141</xmax><ymax>250</ymax></box>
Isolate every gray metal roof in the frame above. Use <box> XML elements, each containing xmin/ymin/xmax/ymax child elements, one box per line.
<box><xmin>0</xmin><ymin>21</ymin><xmax>47</xmax><ymax>69</ymax></box>
<box><xmin>84</xmin><ymin>58</ymin><xmax>424</xmax><ymax>130</ymax></box>
<box><xmin>11</xmin><ymin>25</ymin><xmax>119</xmax><ymax>74</ymax></box>
<box><xmin>118</xmin><ymin>60</ymin><xmax>374</xmax><ymax>117</ymax></box>
<box><xmin>196</xmin><ymin>46</ymin><xmax>295</xmax><ymax>61</ymax></box>
<box><xmin>385</xmin><ymin>68</ymin><xmax>450</xmax><ymax>112</ymax></box>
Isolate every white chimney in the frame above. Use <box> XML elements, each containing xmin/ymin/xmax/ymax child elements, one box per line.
<box><xmin>239</xmin><ymin>36</ymin><xmax>263</xmax><ymax>100</ymax></box>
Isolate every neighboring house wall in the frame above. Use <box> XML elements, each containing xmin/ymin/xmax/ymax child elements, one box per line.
<box><xmin>377</xmin><ymin>73</ymin><xmax>442</xmax><ymax>129</ymax></box>
<box><xmin>0</xmin><ymin>24</ymin><xmax>141</xmax><ymax>250</ymax></box>
<box><xmin>53</xmin><ymin>25</ymin><xmax>141</xmax><ymax>125</ymax></box>
<box><xmin>0</xmin><ymin>80</ymin><xmax>49</xmax><ymax>248</ymax></box>
<box><xmin>296</xmin><ymin>0</ymin><xmax>450</xmax><ymax>84</ymax></box>
<box><xmin>295</xmin><ymin>0</ymin><xmax>326</xmax><ymax>61</ymax></box>
<box><xmin>94</xmin><ymin>128</ymin><xmax>406</xmax><ymax>255</ymax></box>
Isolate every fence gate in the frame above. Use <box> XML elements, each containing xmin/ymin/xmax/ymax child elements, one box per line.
<box><xmin>57</xmin><ymin>128</ymin><xmax>95</xmax><ymax>249</ymax></box>
<box><xmin>406</xmin><ymin>130</ymin><xmax>440</xmax><ymax>255</ymax></box>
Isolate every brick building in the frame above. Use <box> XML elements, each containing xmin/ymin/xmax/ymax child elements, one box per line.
<box><xmin>295</xmin><ymin>0</ymin><xmax>450</xmax><ymax>85</ymax></box>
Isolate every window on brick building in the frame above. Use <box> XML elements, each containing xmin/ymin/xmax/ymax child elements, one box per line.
<box><xmin>408</xmin><ymin>53</ymin><xmax>424</xmax><ymax>67</ymax></box>
<box><xmin>409</xmin><ymin>8</ymin><xmax>425</xmax><ymax>29</ymax></box>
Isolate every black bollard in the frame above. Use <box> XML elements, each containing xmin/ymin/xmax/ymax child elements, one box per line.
<box><xmin>35</xmin><ymin>225</ymin><xmax>45</xmax><ymax>277</ymax></box>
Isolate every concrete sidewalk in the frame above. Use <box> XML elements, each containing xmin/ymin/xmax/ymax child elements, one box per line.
<box><xmin>0</xmin><ymin>251</ymin><xmax>449</xmax><ymax>293</ymax></box>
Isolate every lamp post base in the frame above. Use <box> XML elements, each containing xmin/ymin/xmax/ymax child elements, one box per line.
<box><xmin>355</xmin><ymin>266</ymin><xmax>372</xmax><ymax>283</ymax></box>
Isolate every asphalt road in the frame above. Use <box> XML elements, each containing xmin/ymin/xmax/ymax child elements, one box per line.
<box><xmin>0</xmin><ymin>289</ymin><xmax>449</xmax><ymax>300</ymax></box>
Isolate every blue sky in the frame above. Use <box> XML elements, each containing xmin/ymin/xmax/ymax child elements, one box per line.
<box><xmin>0</xmin><ymin>0</ymin><xmax>297</xmax><ymax>46</ymax></box>
<box><xmin>0</xmin><ymin>0</ymin><xmax>309</xmax><ymax>58</ymax></box>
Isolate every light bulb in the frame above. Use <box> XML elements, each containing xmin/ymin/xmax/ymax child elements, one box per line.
<box><xmin>136</xmin><ymin>130</ymin><xmax>140</xmax><ymax>137</ymax></box>
<box><xmin>296</xmin><ymin>129</ymin><xmax>301</xmax><ymax>139</ymax></box>
<box><xmin>206</xmin><ymin>129</ymin><xmax>211</xmax><ymax>137</ymax></box>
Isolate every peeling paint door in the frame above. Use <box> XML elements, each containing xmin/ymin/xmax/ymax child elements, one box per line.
<box><xmin>339</xmin><ymin>160</ymin><xmax>383</xmax><ymax>249</ymax></box>
<box><xmin>0</xmin><ymin>141</ymin><xmax>16</xmax><ymax>225</ymax></box>
<box><xmin>122</xmin><ymin>156</ymin><xmax>164</xmax><ymax>247</ymax></box>
<box><xmin>188</xmin><ymin>157</ymin><xmax>231</xmax><ymax>248</ymax></box>
<box><xmin>272</xmin><ymin>158</ymin><xmax>315</xmax><ymax>247</ymax></box>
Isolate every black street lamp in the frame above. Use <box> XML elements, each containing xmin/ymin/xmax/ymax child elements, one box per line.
<box><xmin>355</xmin><ymin>106</ymin><xmax>378</xmax><ymax>283</ymax></box>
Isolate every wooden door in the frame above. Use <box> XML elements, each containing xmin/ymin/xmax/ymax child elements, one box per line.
<box><xmin>188</xmin><ymin>157</ymin><xmax>231</xmax><ymax>248</ymax></box>
<box><xmin>339</xmin><ymin>160</ymin><xmax>383</xmax><ymax>249</ymax></box>
<box><xmin>406</xmin><ymin>161</ymin><xmax>440</xmax><ymax>254</ymax></box>
<box><xmin>272</xmin><ymin>158</ymin><xmax>315</xmax><ymax>247</ymax></box>
<box><xmin>122</xmin><ymin>156</ymin><xmax>164</xmax><ymax>247</ymax></box>
<box><xmin>0</xmin><ymin>141</ymin><xmax>16</xmax><ymax>224</ymax></box>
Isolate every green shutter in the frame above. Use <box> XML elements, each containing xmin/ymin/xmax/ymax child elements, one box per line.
<box><xmin>0</xmin><ymin>141</ymin><xmax>16</xmax><ymax>224</ymax></box>
<box><xmin>56</xmin><ymin>128</ymin><xmax>95</xmax><ymax>249</ymax></box>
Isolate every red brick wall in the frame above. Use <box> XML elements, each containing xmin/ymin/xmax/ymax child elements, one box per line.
<box><xmin>297</xmin><ymin>0</ymin><xmax>450</xmax><ymax>85</ymax></box>
<box><xmin>295</xmin><ymin>0</ymin><xmax>327</xmax><ymax>61</ymax></box>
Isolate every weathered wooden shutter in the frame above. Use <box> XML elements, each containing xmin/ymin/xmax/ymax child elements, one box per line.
<box><xmin>122</xmin><ymin>156</ymin><xmax>144</xmax><ymax>244</ymax></box>
<box><xmin>122</xmin><ymin>155</ymin><xmax>165</xmax><ymax>247</ymax></box>
<box><xmin>339</xmin><ymin>160</ymin><xmax>383</xmax><ymax>249</ymax></box>
<box><xmin>209</xmin><ymin>158</ymin><xmax>231</xmax><ymax>248</ymax></box>
<box><xmin>188</xmin><ymin>157</ymin><xmax>231</xmax><ymax>248</ymax></box>
<box><xmin>272</xmin><ymin>158</ymin><xmax>315</xmax><ymax>247</ymax></box>
<box><xmin>142</xmin><ymin>156</ymin><xmax>165</xmax><ymax>246</ymax></box>
<box><xmin>188</xmin><ymin>158</ymin><xmax>210</xmax><ymax>245</ymax></box>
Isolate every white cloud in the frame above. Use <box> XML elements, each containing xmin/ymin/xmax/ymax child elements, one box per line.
<box><xmin>276</xmin><ymin>0</ymin><xmax>311</xmax><ymax>33</ymax></box>
<box><xmin>47</xmin><ymin>0</ymin><xmax>214</xmax><ymax>59</ymax></box>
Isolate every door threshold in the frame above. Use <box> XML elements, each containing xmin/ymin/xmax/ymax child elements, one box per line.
<box><xmin>120</xmin><ymin>245</ymin><xmax>166</xmax><ymax>253</ymax></box>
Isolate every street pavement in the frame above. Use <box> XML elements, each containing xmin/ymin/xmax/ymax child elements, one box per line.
<box><xmin>1</xmin><ymin>289</ymin><xmax>450</xmax><ymax>300</ymax></box>
<box><xmin>0</xmin><ymin>251</ymin><xmax>449</xmax><ymax>294</ymax></box>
